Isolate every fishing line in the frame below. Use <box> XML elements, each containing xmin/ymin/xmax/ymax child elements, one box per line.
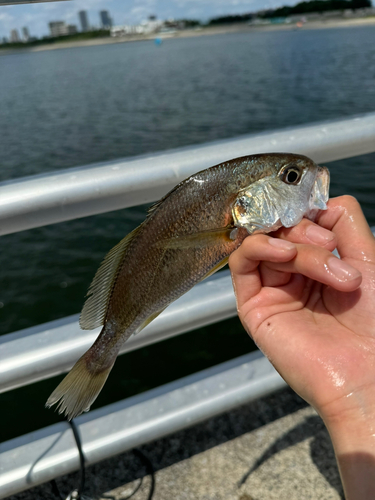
<box><xmin>70</xmin><ymin>419</ymin><xmax>86</xmax><ymax>496</ymax></box>
<box><xmin>50</xmin><ymin>418</ymin><xmax>155</xmax><ymax>500</ymax></box>
<box><xmin>50</xmin><ymin>419</ymin><xmax>87</xmax><ymax>500</ymax></box>
<box><xmin>132</xmin><ymin>449</ymin><xmax>155</xmax><ymax>500</ymax></box>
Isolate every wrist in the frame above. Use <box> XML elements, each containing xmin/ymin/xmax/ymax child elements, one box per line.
<box><xmin>325</xmin><ymin>412</ymin><xmax>375</xmax><ymax>454</ymax></box>
<box><xmin>321</xmin><ymin>405</ymin><xmax>375</xmax><ymax>499</ymax></box>
<box><xmin>320</xmin><ymin>391</ymin><xmax>375</xmax><ymax>447</ymax></box>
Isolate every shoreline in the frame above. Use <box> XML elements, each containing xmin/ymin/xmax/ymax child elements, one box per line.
<box><xmin>1</xmin><ymin>16</ymin><xmax>375</xmax><ymax>56</ymax></box>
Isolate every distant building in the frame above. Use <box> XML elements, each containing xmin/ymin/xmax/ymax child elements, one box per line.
<box><xmin>49</xmin><ymin>22</ymin><xmax>77</xmax><ymax>37</ymax></box>
<box><xmin>10</xmin><ymin>29</ymin><xmax>20</xmax><ymax>43</ymax></box>
<box><xmin>22</xmin><ymin>27</ymin><xmax>30</xmax><ymax>42</ymax></box>
<box><xmin>67</xmin><ymin>25</ymin><xmax>78</xmax><ymax>35</ymax></box>
<box><xmin>49</xmin><ymin>21</ymin><xmax>68</xmax><ymax>37</ymax></box>
<box><xmin>110</xmin><ymin>17</ymin><xmax>163</xmax><ymax>37</ymax></box>
<box><xmin>140</xmin><ymin>16</ymin><xmax>162</xmax><ymax>34</ymax></box>
<box><xmin>79</xmin><ymin>10</ymin><xmax>89</xmax><ymax>31</ymax></box>
<box><xmin>100</xmin><ymin>10</ymin><xmax>112</xmax><ymax>28</ymax></box>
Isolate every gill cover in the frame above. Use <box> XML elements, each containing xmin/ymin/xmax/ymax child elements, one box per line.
<box><xmin>232</xmin><ymin>165</ymin><xmax>330</xmax><ymax>234</ymax></box>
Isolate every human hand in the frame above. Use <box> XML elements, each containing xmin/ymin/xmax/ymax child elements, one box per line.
<box><xmin>229</xmin><ymin>195</ymin><xmax>375</xmax><ymax>498</ymax></box>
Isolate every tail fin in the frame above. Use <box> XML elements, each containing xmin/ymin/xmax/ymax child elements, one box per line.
<box><xmin>46</xmin><ymin>355</ymin><xmax>114</xmax><ymax>420</ymax></box>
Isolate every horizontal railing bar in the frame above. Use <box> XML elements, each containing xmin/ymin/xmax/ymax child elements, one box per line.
<box><xmin>0</xmin><ymin>0</ymin><xmax>70</xmax><ymax>4</ymax></box>
<box><xmin>0</xmin><ymin>271</ymin><xmax>237</xmax><ymax>393</ymax></box>
<box><xmin>0</xmin><ymin>350</ymin><xmax>285</xmax><ymax>498</ymax></box>
<box><xmin>1</xmin><ymin>112</ymin><xmax>375</xmax><ymax>236</ymax></box>
<box><xmin>1</xmin><ymin>229</ymin><xmax>374</xmax><ymax>395</ymax></box>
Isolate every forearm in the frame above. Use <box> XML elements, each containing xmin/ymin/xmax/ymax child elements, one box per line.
<box><xmin>324</xmin><ymin>410</ymin><xmax>375</xmax><ymax>499</ymax></box>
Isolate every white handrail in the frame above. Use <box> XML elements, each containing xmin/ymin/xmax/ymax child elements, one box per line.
<box><xmin>1</xmin><ymin>112</ymin><xmax>375</xmax><ymax>236</ymax></box>
<box><xmin>0</xmin><ymin>271</ymin><xmax>236</xmax><ymax>393</ymax></box>
<box><xmin>0</xmin><ymin>350</ymin><xmax>286</xmax><ymax>498</ymax></box>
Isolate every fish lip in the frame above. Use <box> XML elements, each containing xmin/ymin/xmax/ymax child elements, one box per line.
<box><xmin>306</xmin><ymin>165</ymin><xmax>330</xmax><ymax>220</ymax></box>
<box><xmin>316</xmin><ymin>166</ymin><xmax>330</xmax><ymax>206</ymax></box>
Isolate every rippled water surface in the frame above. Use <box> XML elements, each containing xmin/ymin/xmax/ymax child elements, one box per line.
<box><xmin>1</xmin><ymin>26</ymin><xmax>375</xmax><ymax>438</ymax></box>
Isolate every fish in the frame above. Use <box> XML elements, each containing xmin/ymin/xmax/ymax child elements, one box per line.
<box><xmin>46</xmin><ymin>153</ymin><xmax>330</xmax><ymax>420</ymax></box>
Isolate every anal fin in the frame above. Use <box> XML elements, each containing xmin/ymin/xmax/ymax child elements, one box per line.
<box><xmin>134</xmin><ymin>308</ymin><xmax>167</xmax><ymax>335</ymax></box>
<box><xmin>201</xmin><ymin>256</ymin><xmax>229</xmax><ymax>281</ymax></box>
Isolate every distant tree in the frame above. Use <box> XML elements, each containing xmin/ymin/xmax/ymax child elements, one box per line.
<box><xmin>208</xmin><ymin>13</ymin><xmax>254</xmax><ymax>25</ymax></box>
<box><xmin>179</xmin><ymin>19</ymin><xmax>201</xmax><ymax>28</ymax></box>
<box><xmin>259</xmin><ymin>0</ymin><xmax>371</xmax><ymax>18</ymax></box>
<box><xmin>0</xmin><ymin>29</ymin><xmax>110</xmax><ymax>50</ymax></box>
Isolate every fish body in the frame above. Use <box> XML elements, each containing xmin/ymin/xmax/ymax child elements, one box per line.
<box><xmin>47</xmin><ymin>153</ymin><xmax>329</xmax><ymax>419</ymax></box>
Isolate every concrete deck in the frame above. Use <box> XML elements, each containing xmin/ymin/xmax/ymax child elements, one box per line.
<box><xmin>6</xmin><ymin>388</ymin><xmax>344</xmax><ymax>500</ymax></box>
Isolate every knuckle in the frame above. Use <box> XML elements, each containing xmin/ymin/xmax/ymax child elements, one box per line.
<box><xmin>342</xmin><ymin>194</ymin><xmax>358</xmax><ymax>204</ymax></box>
<box><xmin>338</xmin><ymin>194</ymin><xmax>360</xmax><ymax>210</ymax></box>
<box><xmin>241</xmin><ymin>234</ymin><xmax>261</xmax><ymax>251</ymax></box>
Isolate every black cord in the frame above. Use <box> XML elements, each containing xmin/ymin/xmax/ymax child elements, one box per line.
<box><xmin>68</xmin><ymin>419</ymin><xmax>86</xmax><ymax>497</ymax></box>
<box><xmin>50</xmin><ymin>478</ymin><xmax>64</xmax><ymax>500</ymax></box>
<box><xmin>102</xmin><ymin>449</ymin><xmax>155</xmax><ymax>500</ymax></box>
<box><xmin>49</xmin><ymin>418</ymin><xmax>86</xmax><ymax>500</ymax></box>
<box><xmin>132</xmin><ymin>449</ymin><xmax>155</xmax><ymax>500</ymax></box>
<box><xmin>49</xmin><ymin>419</ymin><xmax>155</xmax><ymax>500</ymax></box>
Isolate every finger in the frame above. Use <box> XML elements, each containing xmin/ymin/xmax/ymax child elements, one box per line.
<box><xmin>241</xmin><ymin>273</ymin><xmax>311</xmax><ymax>335</ymax></box>
<box><xmin>274</xmin><ymin>218</ymin><xmax>337</xmax><ymax>251</ymax></box>
<box><xmin>229</xmin><ymin>234</ymin><xmax>297</xmax><ymax>307</ymax></box>
<box><xmin>259</xmin><ymin>263</ymin><xmax>291</xmax><ymax>288</ymax></box>
<box><xmin>316</xmin><ymin>196</ymin><xmax>375</xmax><ymax>262</ymax></box>
<box><xmin>229</xmin><ymin>234</ymin><xmax>297</xmax><ymax>276</ymax></box>
<box><xmin>265</xmin><ymin>243</ymin><xmax>362</xmax><ymax>292</ymax></box>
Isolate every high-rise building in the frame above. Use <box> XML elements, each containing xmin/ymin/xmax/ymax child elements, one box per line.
<box><xmin>10</xmin><ymin>29</ymin><xmax>20</xmax><ymax>43</ymax></box>
<box><xmin>22</xmin><ymin>27</ymin><xmax>30</xmax><ymax>42</ymax></box>
<box><xmin>100</xmin><ymin>10</ymin><xmax>112</xmax><ymax>28</ymax></box>
<box><xmin>79</xmin><ymin>10</ymin><xmax>89</xmax><ymax>31</ymax></box>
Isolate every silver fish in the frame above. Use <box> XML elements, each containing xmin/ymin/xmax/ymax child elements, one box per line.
<box><xmin>47</xmin><ymin>153</ymin><xmax>329</xmax><ymax>419</ymax></box>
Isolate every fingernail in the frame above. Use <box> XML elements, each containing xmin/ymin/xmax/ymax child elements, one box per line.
<box><xmin>306</xmin><ymin>225</ymin><xmax>335</xmax><ymax>245</ymax></box>
<box><xmin>327</xmin><ymin>257</ymin><xmax>361</xmax><ymax>281</ymax></box>
<box><xmin>268</xmin><ymin>238</ymin><xmax>295</xmax><ymax>250</ymax></box>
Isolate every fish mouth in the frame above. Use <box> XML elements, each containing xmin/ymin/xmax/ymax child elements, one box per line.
<box><xmin>310</xmin><ymin>167</ymin><xmax>329</xmax><ymax>210</ymax></box>
<box><xmin>306</xmin><ymin>165</ymin><xmax>330</xmax><ymax>220</ymax></box>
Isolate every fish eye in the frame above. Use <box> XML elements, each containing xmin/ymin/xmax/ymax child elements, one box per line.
<box><xmin>280</xmin><ymin>165</ymin><xmax>302</xmax><ymax>185</ymax></box>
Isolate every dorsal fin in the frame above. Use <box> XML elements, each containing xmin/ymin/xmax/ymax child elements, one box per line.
<box><xmin>79</xmin><ymin>226</ymin><xmax>141</xmax><ymax>330</ymax></box>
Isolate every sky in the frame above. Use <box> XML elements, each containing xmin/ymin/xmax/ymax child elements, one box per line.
<box><xmin>0</xmin><ymin>0</ymin><xmax>298</xmax><ymax>39</ymax></box>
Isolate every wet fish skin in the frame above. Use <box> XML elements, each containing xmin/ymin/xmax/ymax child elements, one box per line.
<box><xmin>46</xmin><ymin>153</ymin><xmax>329</xmax><ymax>420</ymax></box>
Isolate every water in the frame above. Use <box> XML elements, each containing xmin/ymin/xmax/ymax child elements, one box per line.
<box><xmin>0</xmin><ymin>28</ymin><xmax>374</xmax><ymax>182</ymax></box>
<box><xmin>1</xmin><ymin>26</ymin><xmax>375</xmax><ymax>440</ymax></box>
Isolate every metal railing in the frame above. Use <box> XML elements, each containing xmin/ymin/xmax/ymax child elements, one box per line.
<box><xmin>1</xmin><ymin>113</ymin><xmax>375</xmax><ymax>498</ymax></box>
<box><xmin>1</xmin><ymin>112</ymin><xmax>375</xmax><ymax>236</ymax></box>
<box><xmin>0</xmin><ymin>0</ymin><xmax>69</xmax><ymax>5</ymax></box>
<box><xmin>0</xmin><ymin>271</ymin><xmax>237</xmax><ymax>393</ymax></box>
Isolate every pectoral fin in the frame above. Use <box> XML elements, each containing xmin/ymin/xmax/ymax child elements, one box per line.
<box><xmin>156</xmin><ymin>226</ymin><xmax>236</xmax><ymax>250</ymax></box>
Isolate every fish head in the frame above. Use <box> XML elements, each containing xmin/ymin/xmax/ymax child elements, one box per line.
<box><xmin>232</xmin><ymin>154</ymin><xmax>330</xmax><ymax>235</ymax></box>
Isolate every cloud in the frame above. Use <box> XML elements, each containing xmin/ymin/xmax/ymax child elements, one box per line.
<box><xmin>0</xmin><ymin>13</ymin><xmax>13</xmax><ymax>21</ymax></box>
